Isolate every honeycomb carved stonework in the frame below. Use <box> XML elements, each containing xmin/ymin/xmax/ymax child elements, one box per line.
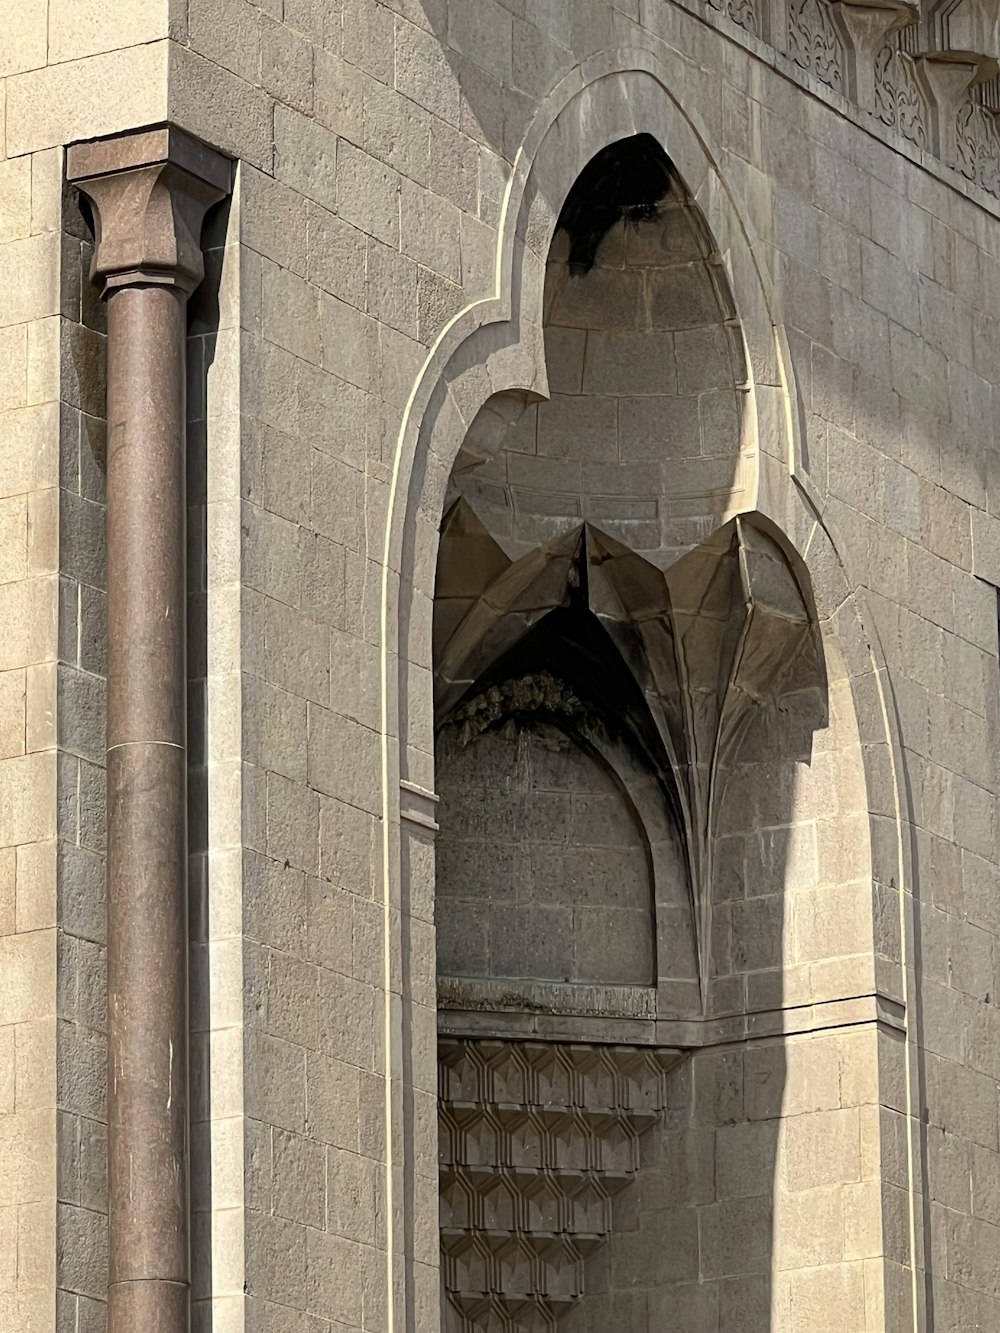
<box><xmin>439</xmin><ymin>1038</ymin><xmax>679</xmax><ymax>1331</ymax></box>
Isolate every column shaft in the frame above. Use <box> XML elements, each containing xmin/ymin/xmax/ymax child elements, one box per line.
<box><xmin>105</xmin><ymin>283</ymin><xmax>190</xmax><ymax>1333</ymax></box>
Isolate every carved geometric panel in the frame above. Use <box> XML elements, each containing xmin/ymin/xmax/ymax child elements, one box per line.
<box><xmin>439</xmin><ymin>1039</ymin><xmax>680</xmax><ymax>1332</ymax></box>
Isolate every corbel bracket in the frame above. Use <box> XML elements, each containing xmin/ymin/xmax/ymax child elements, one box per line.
<box><xmin>831</xmin><ymin>0</ymin><xmax>920</xmax><ymax>109</ymax></box>
<box><xmin>908</xmin><ymin>0</ymin><xmax>1000</xmax><ymax>159</ymax></box>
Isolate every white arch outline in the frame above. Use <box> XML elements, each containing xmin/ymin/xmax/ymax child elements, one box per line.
<box><xmin>374</xmin><ymin>46</ymin><xmax>920</xmax><ymax>1332</ymax></box>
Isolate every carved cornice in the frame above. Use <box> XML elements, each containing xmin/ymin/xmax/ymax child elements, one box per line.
<box><xmin>698</xmin><ymin>0</ymin><xmax>1000</xmax><ymax>200</ymax></box>
<box><xmin>67</xmin><ymin>124</ymin><xmax>231</xmax><ymax>296</ymax></box>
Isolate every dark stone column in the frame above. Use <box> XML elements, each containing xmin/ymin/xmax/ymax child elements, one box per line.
<box><xmin>67</xmin><ymin>126</ymin><xmax>230</xmax><ymax>1333</ymax></box>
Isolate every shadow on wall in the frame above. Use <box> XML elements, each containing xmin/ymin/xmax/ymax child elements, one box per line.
<box><xmin>413</xmin><ymin>0</ymin><xmax>625</xmax><ymax>166</ymax></box>
<box><xmin>186</xmin><ymin>192</ymin><xmax>231</xmax><ymax>1328</ymax></box>
<box><xmin>429</xmin><ymin>134</ymin><xmax>862</xmax><ymax>1332</ymax></box>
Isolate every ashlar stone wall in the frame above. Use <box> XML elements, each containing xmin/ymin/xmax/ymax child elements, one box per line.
<box><xmin>436</xmin><ymin>716</ymin><xmax>658</xmax><ymax>987</ymax></box>
<box><xmin>1</xmin><ymin>1</ymin><xmax>1000</xmax><ymax>1331</ymax></box>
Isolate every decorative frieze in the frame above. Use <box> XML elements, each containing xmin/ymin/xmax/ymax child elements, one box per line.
<box><xmin>706</xmin><ymin>0</ymin><xmax>760</xmax><ymax>37</ymax></box>
<box><xmin>439</xmin><ymin>1039</ymin><xmax>680</xmax><ymax>1331</ymax></box>
<box><xmin>956</xmin><ymin>88</ymin><xmax>1000</xmax><ymax>197</ymax></box>
<box><xmin>702</xmin><ymin>0</ymin><xmax>1000</xmax><ymax>199</ymax></box>
<box><xmin>788</xmin><ymin>0</ymin><xmax>846</xmax><ymax>93</ymax></box>
<box><xmin>874</xmin><ymin>36</ymin><xmax>930</xmax><ymax>147</ymax></box>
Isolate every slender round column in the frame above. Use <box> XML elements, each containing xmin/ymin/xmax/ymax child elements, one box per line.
<box><xmin>68</xmin><ymin>127</ymin><xmax>230</xmax><ymax>1333</ymax></box>
<box><xmin>105</xmin><ymin>281</ymin><xmax>191</xmax><ymax>1332</ymax></box>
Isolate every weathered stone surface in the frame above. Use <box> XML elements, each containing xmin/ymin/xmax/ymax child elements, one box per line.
<box><xmin>2</xmin><ymin>1</ymin><xmax>1000</xmax><ymax>1329</ymax></box>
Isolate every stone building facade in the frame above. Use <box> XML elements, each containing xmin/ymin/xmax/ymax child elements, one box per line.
<box><xmin>2</xmin><ymin>0</ymin><xmax>1000</xmax><ymax>1330</ymax></box>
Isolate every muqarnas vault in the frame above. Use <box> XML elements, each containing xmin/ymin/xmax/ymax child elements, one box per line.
<box><xmin>430</xmin><ymin>137</ymin><xmax>855</xmax><ymax>1330</ymax></box>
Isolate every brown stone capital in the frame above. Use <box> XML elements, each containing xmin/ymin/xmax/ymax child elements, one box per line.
<box><xmin>67</xmin><ymin>124</ymin><xmax>231</xmax><ymax>295</ymax></box>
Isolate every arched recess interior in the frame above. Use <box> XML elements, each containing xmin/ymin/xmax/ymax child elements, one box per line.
<box><xmin>379</xmin><ymin>56</ymin><xmax>903</xmax><ymax>1333</ymax></box>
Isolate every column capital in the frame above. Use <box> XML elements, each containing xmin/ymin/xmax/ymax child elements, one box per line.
<box><xmin>67</xmin><ymin>124</ymin><xmax>232</xmax><ymax>296</ymax></box>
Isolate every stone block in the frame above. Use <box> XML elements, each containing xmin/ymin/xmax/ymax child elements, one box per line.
<box><xmin>306</xmin><ymin>204</ymin><xmax>366</xmax><ymax>310</ymax></box>
<box><xmin>326</xmin><ymin>1147</ymin><xmax>378</xmax><ymax>1244</ymax></box>
<box><xmin>244</xmin><ymin>676</ymin><xmax>308</xmax><ymax>783</ymax></box>
<box><xmin>306</xmin><ymin>877</ymin><xmax>353</xmax><ymax>979</ymax></box>
<box><xmin>263</xmin><ymin>598</ymin><xmax>330</xmax><ymax>706</ymax></box>
<box><xmin>773</xmin><ymin>1184</ymin><xmax>846</xmax><ymax>1270</ymax></box>
<box><xmin>417</xmin><ymin>265</ymin><xmax>463</xmax><ymax>342</ymax></box>
<box><xmin>861</xmin><ymin>239</ymin><xmax>920</xmax><ymax>334</ymax></box>
<box><xmin>0</xmin><ymin>671</ymin><xmax>26</xmax><ymax>760</ymax></box>
<box><xmin>272</xmin><ymin>1128</ymin><xmax>325</xmax><ymax>1229</ymax></box>
<box><xmin>0</xmin><ymin>326</ymin><xmax>27</xmax><ymax>413</ymax></box>
<box><xmin>335</xmin><ymin>141</ymin><xmax>401</xmax><ymax>248</ymax></box>
<box><xmin>168</xmin><ymin>43</ymin><xmax>273</xmax><ymax>169</ymax></box>
<box><xmin>781</xmin><ymin>1260</ymin><xmax>866</xmax><ymax>1333</ymax></box>
<box><xmin>574</xmin><ymin>906</ymin><xmax>654</xmax><ymax>984</ymax></box>
<box><xmin>0</xmin><ymin>932</ymin><xmax>54</xmax><ymax>1026</ymax></box>
<box><xmin>316</xmin><ymin>968</ymin><xmax>374</xmax><ymax>1070</ymax></box>
<box><xmin>307</xmin><ymin>705</ymin><xmax>380</xmax><ymax>815</ymax></box>
<box><xmin>448</xmin><ymin>0</ymin><xmax>512</xmax><ymax>82</ymax></box>
<box><xmin>56</xmin><ymin>666</ymin><xmax>105</xmax><ymax>764</ymax></box>
<box><xmin>0</xmin><ymin>751</ymin><xmax>55</xmax><ymax>846</ymax></box>
<box><xmin>306</xmin><ymin>1052</ymin><xmax>360</xmax><ymax>1150</ymax></box>
<box><xmin>341</xmin><ymin>0</ymin><xmax>394</xmax><ymax>83</ymax></box>
<box><xmin>266</xmin><ymin>771</ymin><xmax>320</xmax><ymax>877</ymax></box>
<box><xmin>395</xmin><ymin>14</ymin><xmax>460</xmax><ymax>123</ymax></box>
<box><xmin>243</xmin><ymin>848</ymin><xmax>308</xmax><ymax>955</ymax></box>
<box><xmin>50</xmin><ymin>0</ymin><xmax>168</xmax><ymax>63</ymax></box>
<box><xmin>793</xmin><ymin>881</ymin><xmax>872</xmax><ymax>965</ymax></box>
<box><xmin>187</xmin><ymin>0</ymin><xmax>260</xmax><ymax>83</ymax></box>
<box><xmin>318</xmin><ymin>798</ymin><xmax>377</xmax><ymax>898</ymax></box>
<box><xmin>0</xmin><ymin>234</ymin><xmax>59</xmax><ymax>329</ymax></box>
<box><xmin>241</xmin><ymin>166</ymin><xmax>309</xmax><ymax>274</ymax></box>
<box><xmin>715</xmin><ymin>1119</ymin><xmax>780</xmax><ymax>1201</ymax></box>
<box><xmin>319</xmin><ymin>294</ymin><xmax>379</xmax><ymax>392</ymax></box>
<box><xmin>699</xmin><ymin>1194</ymin><xmax>772</xmax><ymax>1279</ymax></box>
<box><xmin>536</xmin><ymin>394</ymin><xmax>617</xmax><ymax>462</ymax></box>
<box><xmin>428</xmin><ymin>116</ymin><xmax>478</xmax><ymax>212</ymax></box>
<box><xmin>245</xmin><ymin>1211</ymin><xmax>308</xmax><ymax>1310</ymax></box>
<box><xmin>582</xmin><ymin>331</ymin><xmax>677</xmax><ymax>397</ymax></box>
<box><xmin>245</xmin><ymin>1031</ymin><xmax>306</xmax><ymax>1134</ymax></box>
<box><xmin>310</xmin><ymin>50</ymin><xmax>364</xmax><ymax>147</ymax></box>
<box><xmin>0</xmin><ymin>157</ymin><xmax>32</xmax><ymax>245</ymax></box>
<box><xmin>783</xmin><ymin>1107</ymin><xmax>861</xmax><ymax>1191</ymax></box>
<box><xmin>365</xmin><ymin>71</ymin><xmax>432</xmax><ymax>187</ymax></box>
<box><xmin>260</xmin><ymin>14</ymin><xmax>314</xmax><ymax>115</ymax></box>
<box><xmin>366</xmin><ymin>238</ymin><xmax>418</xmax><ymax>338</ymax></box>
<box><xmin>0</xmin><ymin>847</ymin><xmax>13</xmax><ymax>936</ymax></box>
<box><xmin>0</xmin><ymin>0</ymin><xmax>46</xmax><ymax>76</ymax></box>
<box><xmin>6</xmin><ymin>42</ymin><xmax>169</xmax><ymax>156</ymax></box>
<box><xmin>783</xmin><ymin>1038</ymin><xmax>841</xmax><ymax>1116</ymax></box>
<box><xmin>889</xmin><ymin>322</ymin><xmax>949</xmax><ymax>420</ymax></box>
<box><xmin>262</xmin><ymin>262</ymin><xmax>322</xmax><ymax>365</ymax></box>
<box><xmin>242</xmin><ymin>502</ymin><xmax>302</xmax><ymax>607</ymax></box>
<box><xmin>304</xmin><ymin>1226</ymin><xmax>363</xmax><ymax>1325</ymax></box>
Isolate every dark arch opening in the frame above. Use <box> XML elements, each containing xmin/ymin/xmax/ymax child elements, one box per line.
<box><xmin>555</xmin><ymin>133</ymin><xmax>679</xmax><ymax>274</ymax></box>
